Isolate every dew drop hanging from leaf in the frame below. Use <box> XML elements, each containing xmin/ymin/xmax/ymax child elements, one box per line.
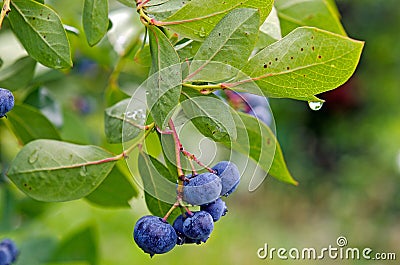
<box><xmin>308</xmin><ymin>101</ymin><xmax>324</xmax><ymax>111</ymax></box>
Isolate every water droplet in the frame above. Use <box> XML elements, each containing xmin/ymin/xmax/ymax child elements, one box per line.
<box><xmin>28</xmin><ymin>149</ymin><xmax>39</xmax><ymax>164</ymax></box>
<box><xmin>308</xmin><ymin>101</ymin><xmax>324</xmax><ymax>111</ymax></box>
<box><xmin>199</xmin><ymin>27</ymin><xmax>206</xmax><ymax>38</ymax></box>
<box><xmin>80</xmin><ymin>166</ymin><xmax>87</xmax><ymax>176</ymax></box>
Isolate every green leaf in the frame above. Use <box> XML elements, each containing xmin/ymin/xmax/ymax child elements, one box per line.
<box><xmin>115</xmin><ymin>0</ymin><xmax>135</xmax><ymax>7</ymax></box>
<box><xmin>138</xmin><ymin>152</ymin><xmax>177</xmax><ymax>210</ymax></box>
<box><xmin>24</xmin><ymin>87</ymin><xmax>63</xmax><ymax>128</ymax></box>
<box><xmin>50</xmin><ymin>226</ymin><xmax>98</xmax><ymax>265</ymax></box>
<box><xmin>145</xmin><ymin>0</ymin><xmax>187</xmax><ymax>21</ymax></box>
<box><xmin>147</xmin><ymin>25</ymin><xmax>182</xmax><ymax>129</ymax></box>
<box><xmin>158</xmin><ymin>0</ymin><xmax>273</xmax><ymax>41</ymax></box>
<box><xmin>275</xmin><ymin>0</ymin><xmax>346</xmax><ymax>36</ymax></box>
<box><xmin>16</xmin><ymin>237</ymin><xmax>58</xmax><ymax>265</ymax></box>
<box><xmin>176</xmin><ymin>39</ymin><xmax>202</xmax><ymax>61</ymax></box>
<box><xmin>5</xmin><ymin>104</ymin><xmax>61</xmax><ymax>144</ymax></box>
<box><xmin>188</xmin><ymin>8</ymin><xmax>259</xmax><ymax>82</ymax></box>
<box><xmin>133</xmin><ymin>44</ymin><xmax>151</xmax><ymax>67</ymax></box>
<box><xmin>104</xmin><ymin>99</ymin><xmax>146</xmax><ymax>144</ymax></box>
<box><xmin>85</xmin><ymin>165</ymin><xmax>138</xmax><ymax>208</ymax></box>
<box><xmin>8</xmin><ymin>0</ymin><xmax>72</xmax><ymax>69</ymax></box>
<box><xmin>7</xmin><ymin>139</ymin><xmax>116</xmax><ymax>202</ymax></box>
<box><xmin>180</xmin><ymin>89</ymin><xmax>237</xmax><ymax>142</ymax></box>
<box><xmin>0</xmin><ymin>56</ymin><xmax>36</xmax><ymax>91</ymax></box>
<box><xmin>83</xmin><ymin>0</ymin><xmax>109</xmax><ymax>46</ymax></box>
<box><xmin>230</xmin><ymin>112</ymin><xmax>298</xmax><ymax>186</ymax></box>
<box><xmin>256</xmin><ymin>6</ymin><xmax>281</xmax><ymax>49</ymax></box>
<box><xmin>44</xmin><ymin>261</ymin><xmax>91</xmax><ymax>265</ymax></box>
<box><xmin>233</xmin><ymin>27</ymin><xmax>364</xmax><ymax>101</ymax></box>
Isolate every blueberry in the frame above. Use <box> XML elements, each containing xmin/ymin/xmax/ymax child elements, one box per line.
<box><xmin>242</xmin><ymin>93</ymin><xmax>268</xmax><ymax>109</ymax></box>
<box><xmin>0</xmin><ymin>88</ymin><xmax>14</xmax><ymax>118</ymax></box>
<box><xmin>133</xmin><ymin>215</ymin><xmax>177</xmax><ymax>257</ymax></box>
<box><xmin>183</xmin><ymin>172</ymin><xmax>222</xmax><ymax>205</ymax></box>
<box><xmin>0</xmin><ymin>246</ymin><xmax>12</xmax><ymax>265</ymax></box>
<box><xmin>200</xmin><ymin>198</ymin><xmax>228</xmax><ymax>222</ymax></box>
<box><xmin>172</xmin><ymin>215</ymin><xmax>201</xmax><ymax>245</ymax></box>
<box><xmin>249</xmin><ymin>105</ymin><xmax>272</xmax><ymax>125</ymax></box>
<box><xmin>182</xmin><ymin>211</ymin><xmax>214</xmax><ymax>242</ymax></box>
<box><xmin>0</xmin><ymin>239</ymin><xmax>18</xmax><ymax>262</ymax></box>
<box><xmin>212</xmin><ymin>161</ymin><xmax>240</xmax><ymax>196</ymax></box>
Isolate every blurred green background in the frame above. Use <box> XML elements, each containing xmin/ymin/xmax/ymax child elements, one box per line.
<box><xmin>1</xmin><ymin>0</ymin><xmax>399</xmax><ymax>264</ymax></box>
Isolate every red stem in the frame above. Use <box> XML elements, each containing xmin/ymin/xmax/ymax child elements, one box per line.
<box><xmin>168</xmin><ymin>119</ymin><xmax>185</xmax><ymax>178</ymax></box>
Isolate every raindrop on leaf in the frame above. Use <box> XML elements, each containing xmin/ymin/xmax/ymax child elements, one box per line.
<box><xmin>308</xmin><ymin>101</ymin><xmax>324</xmax><ymax>111</ymax></box>
<box><xmin>28</xmin><ymin>149</ymin><xmax>40</xmax><ymax>164</ymax></box>
<box><xmin>80</xmin><ymin>165</ymin><xmax>88</xmax><ymax>176</ymax></box>
<box><xmin>199</xmin><ymin>27</ymin><xmax>206</xmax><ymax>38</ymax></box>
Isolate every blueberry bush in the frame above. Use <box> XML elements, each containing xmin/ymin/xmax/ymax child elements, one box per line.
<box><xmin>0</xmin><ymin>0</ymin><xmax>363</xmax><ymax>263</ymax></box>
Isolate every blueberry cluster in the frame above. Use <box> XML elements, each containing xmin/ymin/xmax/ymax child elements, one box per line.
<box><xmin>0</xmin><ymin>88</ymin><xmax>14</xmax><ymax>118</ymax></box>
<box><xmin>133</xmin><ymin>161</ymin><xmax>240</xmax><ymax>256</ymax></box>
<box><xmin>0</xmin><ymin>239</ymin><xmax>18</xmax><ymax>265</ymax></box>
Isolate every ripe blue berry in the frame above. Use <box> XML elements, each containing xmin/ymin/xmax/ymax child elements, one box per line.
<box><xmin>133</xmin><ymin>215</ymin><xmax>177</xmax><ymax>257</ymax></box>
<box><xmin>172</xmin><ymin>215</ymin><xmax>200</xmax><ymax>245</ymax></box>
<box><xmin>248</xmin><ymin>105</ymin><xmax>272</xmax><ymax>125</ymax></box>
<box><xmin>212</xmin><ymin>161</ymin><xmax>240</xmax><ymax>196</ymax></box>
<box><xmin>242</xmin><ymin>93</ymin><xmax>272</xmax><ymax>125</ymax></box>
<box><xmin>0</xmin><ymin>239</ymin><xmax>18</xmax><ymax>264</ymax></box>
<box><xmin>182</xmin><ymin>211</ymin><xmax>214</xmax><ymax>242</ymax></box>
<box><xmin>200</xmin><ymin>198</ymin><xmax>228</xmax><ymax>222</ymax></box>
<box><xmin>0</xmin><ymin>88</ymin><xmax>14</xmax><ymax>118</ymax></box>
<box><xmin>242</xmin><ymin>93</ymin><xmax>267</xmax><ymax>109</ymax></box>
<box><xmin>0</xmin><ymin>246</ymin><xmax>12</xmax><ymax>265</ymax></box>
<box><xmin>0</xmin><ymin>240</ymin><xmax>17</xmax><ymax>262</ymax></box>
<box><xmin>183</xmin><ymin>172</ymin><xmax>222</xmax><ymax>205</ymax></box>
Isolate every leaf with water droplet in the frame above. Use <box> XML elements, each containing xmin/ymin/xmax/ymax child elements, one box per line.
<box><xmin>154</xmin><ymin>0</ymin><xmax>273</xmax><ymax>41</ymax></box>
<box><xmin>198</xmin><ymin>27</ymin><xmax>206</xmax><ymax>38</ymax></box>
<box><xmin>80</xmin><ymin>165</ymin><xmax>88</xmax><ymax>177</ymax></box>
<box><xmin>230</xmin><ymin>27</ymin><xmax>364</xmax><ymax>101</ymax></box>
<box><xmin>187</xmin><ymin>8</ymin><xmax>259</xmax><ymax>83</ymax></box>
<box><xmin>104</xmin><ymin>99</ymin><xmax>145</xmax><ymax>143</ymax></box>
<box><xmin>7</xmin><ymin>140</ymin><xmax>116</xmax><ymax>202</ymax></box>
<box><xmin>28</xmin><ymin>149</ymin><xmax>40</xmax><ymax>164</ymax></box>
